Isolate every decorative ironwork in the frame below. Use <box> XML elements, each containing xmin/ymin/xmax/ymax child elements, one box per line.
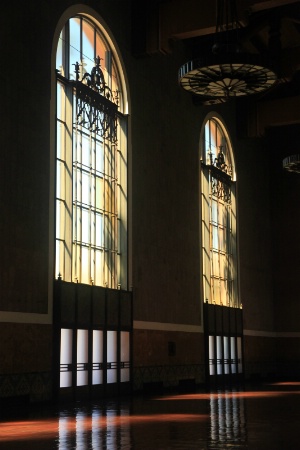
<box><xmin>207</xmin><ymin>146</ymin><xmax>232</xmax><ymax>175</ymax></box>
<box><xmin>74</xmin><ymin>56</ymin><xmax>118</xmax><ymax>103</ymax></box>
<box><xmin>73</xmin><ymin>57</ymin><xmax>119</xmax><ymax>142</ymax></box>
<box><xmin>212</xmin><ymin>176</ymin><xmax>231</xmax><ymax>202</ymax></box>
<box><xmin>205</xmin><ymin>146</ymin><xmax>232</xmax><ymax>202</ymax></box>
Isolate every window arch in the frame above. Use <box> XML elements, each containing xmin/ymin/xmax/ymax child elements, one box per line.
<box><xmin>55</xmin><ymin>14</ymin><xmax>128</xmax><ymax>289</ymax></box>
<box><xmin>200</xmin><ymin>115</ymin><xmax>239</xmax><ymax>308</ymax></box>
<box><xmin>52</xmin><ymin>10</ymin><xmax>132</xmax><ymax>399</ymax></box>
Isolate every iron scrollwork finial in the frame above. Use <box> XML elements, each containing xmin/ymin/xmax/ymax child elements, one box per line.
<box><xmin>215</xmin><ymin>146</ymin><xmax>227</xmax><ymax>172</ymax></box>
<box><xmin>74</xmin><ymin>56</ymin><xmax>118</xmax><ymax>104</ymax></box>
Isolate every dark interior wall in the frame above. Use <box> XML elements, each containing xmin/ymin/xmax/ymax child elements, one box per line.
<box><xmin>236</xmin><ymin>135</ymin><xmax>275</xmax><ymax>332</ymax></box>
<box><xmin>267</xmin><ymin>124</ymin><xmax>300</xmax><ymax>333</ymax></box>
<box><xmin>0</xmin><ymin>1</ymin><xmax>54</xmax><ymax>313</ymax></box>
<box><xmin>130</xmin><ymin>39</ymin><xmax>204</xmax><ymax>325</ymax></box>
<box><xmin>0</xmin><ymin>323</ymin><xmax>52</xmax><ymax>374</ymax></box>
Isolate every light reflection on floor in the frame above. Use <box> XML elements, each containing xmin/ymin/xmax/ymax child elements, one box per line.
<box><xmin>1</xmin><ymin>382</ymin><xmax>300</xmax><ymax>449</ymax></box>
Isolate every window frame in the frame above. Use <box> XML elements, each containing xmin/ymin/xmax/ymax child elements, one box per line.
<box><xmin>200</xmin><ymin>114</ymin><xmax>240</xmax><ymax>308</ymax></box>
<box><xmin>54</xmin><ymin>11</ymin><xmax>129</xmax><ymax>290</ymax></box>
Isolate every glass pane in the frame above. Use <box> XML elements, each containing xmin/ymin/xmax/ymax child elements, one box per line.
<box><xmin>81</xmin><ymin>208</ymin><xmax>90</xmax><ymax>244</ymax></box>
<box><xmin>56</xmin><ymin>160</ymin><xmax>63</xmax><ymax>199</ymax></box>
<box><xmin>111</xmin><ymin>62</ymin><xmax>120</xmax><ymax>95</ymax></box>
<box><xmin>73</xmin><ymin>205</ymin><xmax>81</xmax><ymax>241</ymax></box>
<box><xmin>219</xmin><ymin>253</ymin><xmax>226</xmax><ymax>279</ymax></box>
<box><xmin>212</xmin><ymin>251</ymin><xmax>219</xmax><ymax>277</ymax></box>
<box><xmin>96</xmin><ymin>178</ymin><xmax>103</xmax><ymax>210</ymax></box>
<box><xmin>69</xmin><ymin>18</ymin><xmax>81</xmax><ymax>79</ymax></box>
<box><xmin>82</xmin><ymin>19</ymin><xmax>95</xmax><ymax>76</ymax></box>
<box><xmin>92</xmin><ymin>330</ymin><xmax>103</xmax><ymax>384</ymax></box>
<box><xmin>211</xmin><ymin>200</ymin><xmax>218</xmax><ymax>223</ymax></box>
<box><xmin>82</xmin><ymin>133</ymin><xmax>90</xmax><ymax>167</ymax></box>
<box><xmin>90</xmin><ymin>211</ymin><xmax>95</xmax><ymax>246</ymax></box>
<box><xmin>220</xmin><ymin>279</ymin><xmax>227</xmax><ymax>305</ymax></box>
<box><xmin>219</xmin><ymin>227</ymin><xmax>225</xmax><ymax>251</ymax></box>
<box><xmin>56</xmin><ymin>31</ymin><xmax>63</xmax><ymax>71</ymax></box>
<box><xmin>55</xmin><ymin>240</ymin><xmax>62</xmax><ymax>279</ymax></box>
<box><xmin>92</xmin><ymin>369</ymin><xmax>103</xmax><ymax>386</ymax></box>
<box><xmin>90</xmin><ymin>176</ymin><xmax>96</xmax><ymax>208</ymax></box>
<box><xmin>60</xmin><ymin>372</ymin><xmax>72</xmax><ymax>389</ymax></box>
<box><xmin>73</xmin><ymin>169</ymin><xmax>82</xmax><ymax>203</ymax></box>
<box><xmin>56</xmin><ymin>121</ymin><xmax>62</xmax><ymax>161</ymax></box>
<box><xmin>96</xmin><ymin>140</ymin><xmax>104</xmax><ymax>173</ymax></box>
<box><xmin>231</xmin><ymin>337</ymin><xmax>236</xmax><ymax>374</ymax></box>
<box><xmin>77</xmin><ymin>329</ymin><xmax>88</xmax><ymax>386</ymax></box>
<box><xmin>74</xmin><ymin>134</ymin><xmax>82</xmax><ymax>164</ymax></box>
<box><xmin>222</xmin><ymin>206</ymin><xmax>229</xmax><ymax>227</ymax></box>
<box><xmin>95</xmin><ymin>30</ymin><xmax>106</xmax><ymax>65</ymax></box>
<box><xmin>61</xmin><ymin>329</ymin><xmax>72</xmax><ymax>363</ymax></box>
<box><xmin>82</xmin><ymin>172</ymin><xmax>90</xmax><ymax>205</ymax></box>
<box><xmin>94</xmin><ymin>250</ymin><xmax>103</xmax><ymax>286</ymax></box>
<box><xmin>56</xmin><ymin>82</ymin><xmax>64</xmax><ymax>121</ymax></box>
<box><xmin>72</xmin><ymin>242</ymin><xmax>80</xmax><ymax>282</ymax></box>
<box><xmin>93</xmin><ymin>330</ymin><xmax>103</xmax><ymax>363</ymax></box>
<box><xmin>105</xmin><ymin>142</ymin><xmax>114</xmax><ymax>176</ymax></box>
<box><xmin>81</xmin><ymin>246</ymin><xmax>89</xmax><ymax>284</ymax></box>
<box><xmin>60</xmin><ymin>329</ymin><xmax>73</xmax><ymax>388</ymax></box>
<box><xmin>223</xmin><ymin>336</ymin><xmax>229</xmax><ymax>374</ymax></box>
<box><xmin>216</xmin><ymin>336</ymin><xmax>222</xmax><ymax>375</ymax></box>
<box><xmin>209</xmin><ymin>335</ymin><xmax>215</xmax><ymax>376</ymax></box>
<box><xmin>96</xmin><ymin>213</ymin><xmax>104</xmax><ymax>247</ymax></box>
<box><xmin>107</xmin><ymin>330</ymin><xmax>117</xmax><ymax>384</ymax></box>
<box><xmin>212</xmin><ymin>278</ymin><xmax>220</xmax><ymax>304</ymax></box>
<box><xmin>56</xmin><ymin>199</ymin><xmax>62</xmax><ymax>239</ymax></box>
<box><xmin>216</xmin><ymin>121</ymin><xmax>222</xmax><ymax>149</ymax></box>
<box><xmin>77</xmin><ymin>330</ymin><xmax>88</xmax><ymax>362</ymax></box>
<box><xmin>212</xmin><ymin>225</ymin><xmax>218</xmax><ymax>250</ymax></box>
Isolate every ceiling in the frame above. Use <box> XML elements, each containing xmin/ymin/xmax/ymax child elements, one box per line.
<box><xmin>156</xmin><ymin>0</ymin><xmax>300</xmax><ymax>80</ymax></box>
<box><xmin>132</xmin><ymin>0</ymin><xmax>300</xmax><ymax>130</ymax></box>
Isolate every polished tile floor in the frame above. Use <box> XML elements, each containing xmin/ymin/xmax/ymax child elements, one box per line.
<box><xmin>1</xmin><ymin>381</ymin><xmax>300</xmax><ymax>449</ymax></box>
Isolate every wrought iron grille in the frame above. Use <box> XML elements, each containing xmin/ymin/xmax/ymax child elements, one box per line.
<box><xmin>211</xmin><ymin>167</ymin><xmax>231</xmax><ymax>203</ymax></box>
<box><xmin>73</xmin><ymin>57</ymin><xmax>119</xmax><ymax>141</ymax></box>
<box><xmin>205</xmin><ymin>145</ymin><xmax>232</xmax><ymax>203</ymax></box>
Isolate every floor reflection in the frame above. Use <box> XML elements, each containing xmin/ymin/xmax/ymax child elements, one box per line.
<box><xmin>1</xmin><ymin>382</ymin><xmax>300</xmax><ymax>449</ymax></box>
<box><xmin>58</xmin><ymin>407</ymin><xmax>132</xmax><ymax>449</ymax></box>
<box><xmin>209</xmin><ymin>390</ymin><xmax>246</xmax><ymax>445</ymax></box>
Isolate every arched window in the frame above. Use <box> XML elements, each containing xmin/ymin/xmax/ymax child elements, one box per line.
<box><xmin>201</xmin><ymin>115</ymin><xmax>239</xmax><ymax>308</ymax></box>
<box><xmin>53</xmin><ymin>12</ymin><xmax>131</xmax><ymax>399</ymax></box>
<box><xmin>55</xmin><ymin>14</ymin><xmax>128</xmax><ymax>289</ymax></box>
<box><xmin>200</xmin><ymin>115</ymin><xmax>243</xmax><ymax>384</ymax></box>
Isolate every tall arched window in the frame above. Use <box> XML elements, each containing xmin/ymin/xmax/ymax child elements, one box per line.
<box><xmin>55</xmin><ymin>14</ymin><xmax>128</xmax><ymax>289</ymax></box>
<box><xmin>201</xmin><ymin>115</ymin><xmax>239</xmax><ymax>308</ymax></box>
<box><xmin>53</xmin><ymin>12</ymin><xmax>131</xmax><ymax>399</ymax></box>
<box><xmin>200</xmin><ymin>115</ymin><xmax>243</xmax><ymax>384</ymax></box>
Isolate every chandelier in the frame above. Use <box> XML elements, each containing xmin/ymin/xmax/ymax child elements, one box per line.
<box><xmin>283</xmin><ymin>155</ymin><xmax>300</xmax><ymax>173</ymax></box>
<box><xmin>179</xmin><ymin>0</ymin><xmax>278</xmax><ymax>100</ymax></box>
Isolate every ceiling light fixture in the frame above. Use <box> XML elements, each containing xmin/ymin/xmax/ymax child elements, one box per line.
<box><xmin>283</xmin><ymin>154</ymin><xmax>300</xmax><ymax>173</ymax></box>
<box><xmin>179</xmin><ymin>0</ymin><xmax>278</xmax><ymax>101</ymax></box>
